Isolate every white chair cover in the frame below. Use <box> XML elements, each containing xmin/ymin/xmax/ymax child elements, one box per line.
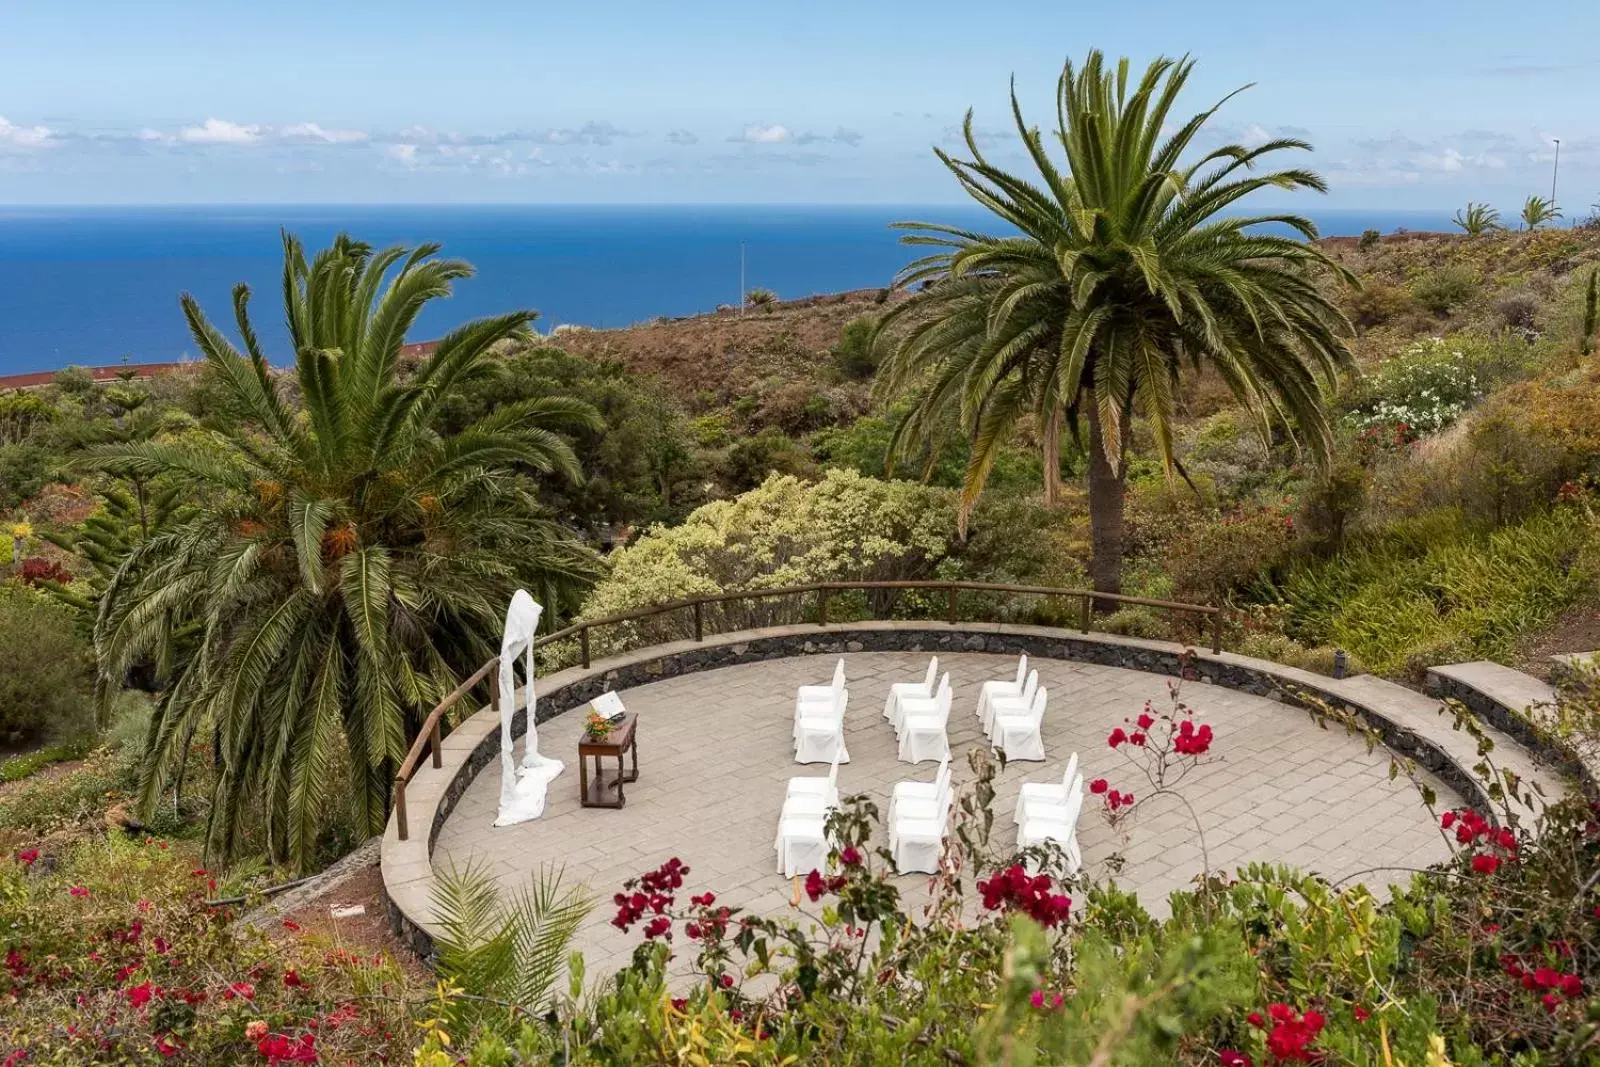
<box><xmin>883</xmin><ymin>656</ymin><xmax>938</xmax><ymax>722</ymax></box>
<box><xmin>1013</xmin><ymin>752</ymin><xmax>1078</xmax><ymax>826</ymax></box>
<box><xmin>795</xmin><ymin>689</ymin><xmax>850</xmax><ymax>765</ymax></box>
<box><xmin>897</xmin><ymin>676</ymin><xmax>952</xmax><ymax>764</ymax></box>
<box><xmin>977</xmin><ymin>655</ymin><xmax>1029</xmax><ymax>728</ymax></box>
<box><xmin>889</xmin><ymin>792</ymin><xmax>950</xmax><ymax>875</ymax></box>
<box><xmin>888</xmin><ymin>753</ymin><xmax>950</xmax><ymax>824</ymax></box>
<box><xmin>984</xmin><ymin>670</ymin><xmax>1039</xmax><ymax>743</ymax></box>
<box><xmin>775</xmin><ymin>814</ymin><xmax>830</xmax><ymax>877</ymax></box>
<box><xmin>1019</xmin><ymin>775</ymin><xmax>1084</xmax><ymax>873</ymax></box>
<box><xmin>992</xmin><ymin>687</ymin><xmax>1048</xmax><ymax>762</ymax></box>
<box><xmin>493</xmin><ymin>590</ymin><xmax>565</xmax><ymax>827</ymax></box>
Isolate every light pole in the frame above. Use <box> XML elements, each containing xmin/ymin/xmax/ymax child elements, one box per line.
<box><xmin>1552</xmin><ymin>138</ymin><xmax>1561</xmax><ymax>207</ymax></box>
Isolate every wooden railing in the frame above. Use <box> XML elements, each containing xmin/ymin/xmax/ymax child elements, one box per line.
<box><xmin>392</xmin><ymin>581</ymin><xmax>1223</xmax><ymax>840</ymax></box>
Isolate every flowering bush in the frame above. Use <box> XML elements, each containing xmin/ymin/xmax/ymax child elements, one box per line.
<box><xmin>0</xmin><ymin>835</ymin><xmax>411</xmax><ymax>1062</ymax></box>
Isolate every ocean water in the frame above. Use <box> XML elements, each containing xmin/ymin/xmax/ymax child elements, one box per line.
<box><xmin>0</xmin><ymin>204</ymin><xmax>1455</xmax><ymax>375</ymax></box>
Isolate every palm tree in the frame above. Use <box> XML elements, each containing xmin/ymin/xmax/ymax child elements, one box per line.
<box><xmin>1452</xmin><ymin>201</ymin><xmax>1501</xmax><ymax>236</ymax></box>
<box><xmin>1521</xmin><ymin>195</ymin><xmax>1562</xmax><ymax>230</ymax></box>
<box><xmin>874</xmin><ymin>52</ymin><xmax>1353</xmax><ymax>596</ymax></box>
<box><xmin>97</xmin><ymin>233</ymin><xmax>602</xmax><ymax>868</ymax></box>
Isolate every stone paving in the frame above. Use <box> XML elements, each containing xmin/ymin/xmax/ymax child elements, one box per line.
<box><xmin>432</xmin><ymin>652</ymin><xmax>1457</xmax><ymax>980</ymax></box>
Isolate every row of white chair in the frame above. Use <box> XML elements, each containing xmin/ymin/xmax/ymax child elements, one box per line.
<box><xmin>774</xmin><ymin>748</ymin><xmax>842</xmax><ymax>877</ymax></box>
<box><xmin>793</xmin><ymin>659</ymin><xmax>850</xmax><ymax>765</ymax></box>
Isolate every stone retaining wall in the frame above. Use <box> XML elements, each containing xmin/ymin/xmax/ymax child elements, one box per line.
<box><xmin>1425</xmin><ymin>670</ymin><xmax>1598</xmax><ymax>797</ymax></box>
<box><xmin>383</xmin><ymin>623</ymin><xmax>1495</xmax><ymax>960</ymax></box>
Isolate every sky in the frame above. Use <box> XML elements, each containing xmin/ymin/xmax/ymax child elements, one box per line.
<box><xmin>1</xmin><ymin>0</ymin><xmax>1597</xmax><ymax>211</ymax></box>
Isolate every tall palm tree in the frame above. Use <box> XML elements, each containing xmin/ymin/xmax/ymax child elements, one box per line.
<box><xmin>1452</xmin><ymin>201</ymin><xmax>1501</xmax><ymax>236</ymax></box>
<box><xmin>97</xmin><ymin>233</ymin><xmax>602</xmax><ymax>868</ymax></box>
<box><xmin>1521</xmin><ymin>195</ymin><xmax>1562</xmax><ymax>230</ymax></box>
<box><xmin>875</xmin><ymin>52</ymin><xmax>1353</xmax><ymax>596</ymax></box>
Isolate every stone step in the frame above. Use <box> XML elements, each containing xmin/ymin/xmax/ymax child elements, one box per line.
<box><xmin>1425</xmin><ymin>661</ymin><xmax>1596</xmax><ymax>800</ymax></box>
<box><xmin>1330</xmin><ymin>672</ymin><xmax>1560</xmax><ymax>822</ymax></box>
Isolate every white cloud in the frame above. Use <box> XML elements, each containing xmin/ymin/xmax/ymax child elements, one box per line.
<box><xmin>386</xmin><ymin>143</ymin><xmax>420</xmax><ymax>166</ymax></box>
<box><xmin>0</xmin><ymin>116</ymin><xmax>53</xmax><ymax>149</ymax></box>
<box><xmin>666</xmin><ymin>128</ymin><xmax>699</xmax><ymax>145</ymax></box>
<box><xmin>796</xmin><ymin>127</ymin><xmax>863</xmax><ymax>147</ymax></box>
<box><xmin>178</xmin><ymin>118</ymin><xmax>261</xmax><ymax>145</ymax></box>
<box><xmin>734</xmin><ymin>123</ymin><xmax>790</xmax><ymax>144</ymax></box>
<box><xmin>278</xmin><ymin>122</ymin><xmax>367</xmax><ymax>144</ymax></box>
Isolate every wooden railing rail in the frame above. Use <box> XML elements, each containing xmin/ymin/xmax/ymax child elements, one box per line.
<box><xmin>393</xmin><ymin>581</ymin><xmax>1223</xmax><ymax>839</ymax></box>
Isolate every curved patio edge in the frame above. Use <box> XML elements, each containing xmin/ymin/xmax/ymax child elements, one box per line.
<box><xmin>381</xmin><ymin>621</ymin><xmax>1509</xmax><ymax>961</ymax></box>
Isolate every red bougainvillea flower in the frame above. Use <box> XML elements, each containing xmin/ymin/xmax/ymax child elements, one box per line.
<box><xmin>15</xmin><ymin>849</ymin><xmax>38</xmax><ymax>867</ymax></box>
<box><xmin>719</xmin><ymin>973</ymin><xmax>734</xmax><ymax>989</ymax></box>
<box><xmin>281</xmin><ymin>920</ymin><xmax>301</xmax><ymax>932</ymax></box>
<box><xmin>1089</xmin><ymin>778</ymin><xmax>1108</xmax><ymax>795</ymax></box>
<box><xmin>153</xmin><ymin>1033</ymin><xmax>182</xmax><ymax>1058</ymax></box>
<box><xmin>690</xmin><ymin>892</ymin><xmax>716</xmax><ymax>907</ymax></box>
<box><xmin>1353</xmin><ymin>1004</ymin><xmax>1371</xmax><ymax>1022</ymax></box>
<box><xmin>1219</xmin><ymin>1051</ymin><xmax>1253</xmax><ymax>1067</ymax></box>
<box><xmin>1247</xmin><ymin>1012</ymin><xmax>1265</xmax><ymax>1028</ymax></box>
<box><xmin>1259</xmin><ymin>1004</ymin><xmax>1325</xmax><ymax>1062</ymax></box>
<box><xmin>282</xmin><ymin>969</ymin><xmax>305</xmax><ymax>989</ymax></box>
<box><xmin>1471</xmin><ymin>853</ymin><xmax>1501</xmax><ymax>875</ymax></box>
<box><xmin>1172</xmin><ymin>719</ymin><xmax>1214</xmax><ymax>756</ymax></box>
<box><xmin>1136</xmin><ymin>712</ymin><xmax>1155</xmax><ymax>730</ymax></box>
<box><xmin>223</xmin><ymin>981</ymin><xmax>256</xmax><ymax>1001</ymax></box>
<box><xmin>1104</xmin><ymin>790</ymin><xmax>1135</xmax><ymax>812</ymax></box>
<box><xmin>1107</xmin><ymin>728</ymin><xmax>1128</xmax><ymax>748</ymax></box>
<box><xmin>975</xmin><ymin>865</ymin><xmax>1072</xmax><ymax>927</ymax></box>
<box><xmin>126</xmin><ymin>982</ymin><xmax>156</xmax><ymax>1009</ymax></box>
<box><xmin>68</xmin><ymin>886</ymin><xmax>89</xmax><ymax>898</ymax></box>
<box><xmin>840</xmin><ymin>846</ymin><xmax>863</xmax><ymax>867</ymax></box>
<box><xmin>256</xmin><ymin>1032</ymin><xmax>317</xmax><ymax>1064</ymax></box>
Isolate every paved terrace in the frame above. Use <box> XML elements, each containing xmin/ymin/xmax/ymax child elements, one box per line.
<box><xmin>431</xmin><ymin>651</ymin><xmax>1458</xmax><ymax>980</ymax></box>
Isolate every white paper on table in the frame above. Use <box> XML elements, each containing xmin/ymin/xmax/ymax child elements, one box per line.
<box><xmin>494</xmin><ymin>590</ymin><xmax>565</xmax><ymax>826</ymax></box>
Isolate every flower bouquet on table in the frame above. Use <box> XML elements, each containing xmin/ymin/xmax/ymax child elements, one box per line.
<box><xmin>584</xmin><ymin>709</ymin><xmax>615</xmax><ymax>742</ymax></box>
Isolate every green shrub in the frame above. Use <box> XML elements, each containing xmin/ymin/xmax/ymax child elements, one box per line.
<box><xmin>1162</xmin><ymin>504</ymin><xmax>1296</xmax><ymax>605</ymax></box>
<box><xmin>0</xmin><ymin>742</ymin><xmax>87</xmax><ymax>783</ymax></box>
<box><xmin>830</xmin><ymin>316</ymin><xmax>880</xmax><ymax>381</ymax></box>
<box><xmin>1260</xmin><ymin>507</ymin><xmax>1594</xmax><ymax>677</ymax></box>
<box><xmin>721</xmin><ymin>428</ymin><xmax>817</xmax><ymax>490</ymax></box>
<box><xmin>0</xmin><ymin>584</ymin><xmax>95</xmax><ymax>747</ymax></box>
<box><xmin>1410</xmin><ymin>265</ymin><xmax>1478</xmax><ymax>315</ymax></box>
<box><xmin>1358</xmin><ymin>228</ymin><xmax>1380</xmax><ymax>251</ymax></box>
<box><xmin>556</xmin><ymin>470</ymin><xmax>957</xmax><ymax>661</ymax></box>
<box><xmin>1347</xmin><ymin>282</ymin><xmax>1413</xmax><ymax>328</ymax></box>
<box><xmin>1348</xmin><ymin>335</ymin><xmax>1531</xmax><ymax>438</ymax></box>
<box><xmin>1297</xmin><ymin>458</ymin><xmax>1369</xmax><ymax>552</ymax></box>
<box><xmin>1096</xmin><ymin>606</ymin><xmax>1173</xmax><ymax>640</ymax></box>
<box><xmin>51</xmin><ymin>365</ymin><xmax>95</xmax><ymax>395</ymax></box>
<box><xmin>687</xmin><ymin>413</ymin><xmax>732</xmax><ymax>449</ymax></box>
<box><xmin>1236</xmin><ymin>631</ymin><xmax>1363</xmax><ymax>677</ymax></box>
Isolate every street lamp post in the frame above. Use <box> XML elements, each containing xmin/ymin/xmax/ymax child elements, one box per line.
<box><xmin>1552</xmin><ymin>138</ymin><xmax>1561</xmax><ymax>207</ymax></box>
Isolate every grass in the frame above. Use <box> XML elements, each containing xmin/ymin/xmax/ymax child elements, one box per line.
<box><xmin>0</xmin><ymin>741</ymin><xmax>88</xmax><ymax>783</ymax></box>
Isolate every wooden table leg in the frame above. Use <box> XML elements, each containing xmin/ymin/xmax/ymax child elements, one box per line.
<box><xmin>580</xmin><ymin>752</ymin><xmax>590</xmax><ymax>806</ymax></box>
<box><xmin>616</xmin><ymin>751</ymin><xmax>626</xmax><ymax>806</ymax></box>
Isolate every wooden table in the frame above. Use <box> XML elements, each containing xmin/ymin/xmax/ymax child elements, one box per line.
<box><xmin>578</xmin><ymin>714</ymin><xmax>639</xmax><ymax>809</ymax></box>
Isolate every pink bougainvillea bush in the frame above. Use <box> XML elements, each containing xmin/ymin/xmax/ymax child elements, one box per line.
<box><xmin>0</xmin><ymin>835</ymin><xmax>412</xmax><ymax>1063</ymax></box>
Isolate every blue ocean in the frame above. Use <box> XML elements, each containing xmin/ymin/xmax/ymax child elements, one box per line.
<box><xmin>0</xmin><ymin>205</ymin><xmax>1455</xmax><ymax>374</ymax></box>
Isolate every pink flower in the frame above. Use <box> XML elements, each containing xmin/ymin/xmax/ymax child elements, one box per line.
<box><xmin>15</xmin><ymin>849</ymin><xmax>38</xmax><ymax>868</ymax></box>
<box><xmin>68</xmin><ymin>886</ymin><xmax>89</xmax><ymax>898</ymax></box>
<box><xmin>840</xmin><ymin>846</ymin><xmax>863</xmax><ymax>867</ymax></box>
<box><xmin>1219</xmin><ymin>1052</ymin><xmax>1253</xmax><ymax>1067</ymax></box>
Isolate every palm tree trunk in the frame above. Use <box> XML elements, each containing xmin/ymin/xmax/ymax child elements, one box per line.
<box><xmin>1041</xmin><ymin>405</ymin><xmax>1063</xmax><ymax>507</ymax></box>
<box><xmin>1086</xmin><ymin>397</ymin><xmax>1126</xmax><ymax>604</ymax></box>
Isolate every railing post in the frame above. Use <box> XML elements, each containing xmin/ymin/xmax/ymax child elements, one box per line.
<box><xmin>395</xmin><ymin>781</ymin><xmax>408</xmax><ymax>841</ymax></box>
<box><xmin>579</xmin><ymin>625</ymin><xmax>591</xmax><ymax>668</ymax></box>
<box><xmin>817</xmin><ymin>587</ymin><xmax>829</xmax><ymax>627</ymax></box>
<box><xmin>693</xmin><ymin>600</ymin><xmax>704</xmax><ymax>642</ymax></box>
<box><xmin>1210</xmin><ymin>609</ymin><xmax>1224</xmax><ymax>655</ymax></box>
<box><xmin>946</xmin><ymin>586</ymin><xmax>958</xmax><ymax>625</ymax></box>
<box><xmin>430</xmin><ymin>719</ymin><xmax>442</xmax><ymax>769</ymax></box>
<box><xmin>1079</xmin><ymin>594</ymin><xmax>1092</xmax><ymax>634</ymax></box>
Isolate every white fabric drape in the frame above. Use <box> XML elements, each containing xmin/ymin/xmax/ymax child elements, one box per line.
<box><xmin>494</xmin><ymin>590</ymin><xmax>565</xmax><ymax>827</ymax></box>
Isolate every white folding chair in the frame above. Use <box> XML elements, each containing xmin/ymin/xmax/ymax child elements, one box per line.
<box><xmin>775</xmin><ymin>812</ymin><xmax>831</xmax><ymax>877</ymax></box>
<box><xmin>983</xmin><ymin>669</ymin><xmax>1039</xmax><ymax>744</ymax></box>
<box><xmin>794</xmin><ymin>688</ymin><xmax>849</xmax><ymax>765</ymax></box>
<box><xmin>1012</xmin><ymin>752</ymin><xmax>1078</xmax><ymax>827</ymax></box>
<box><xmin>888</xmin><ymin>754</ymin><xmax>950</xmax><ymax>825</ymax></box>
<box><xmin>977</xmin><ymin>654</ymin><xmax>1029</xmax><ymax>729</ymax></box>
<box><xmin>897</xmin><ymin>676</ymin><xmax>952</xmax><ymax>764</ymax></box>
<box><xmin>890</xmin><ymin>791</ymin><xmax>951</xmax><ymax>875</ymax></box>
<box><xmin>883</xmin><ymin>656</ymin><xmax>938</xmax><ymax>723</ymax></box>
<box><xmin>892</xmin><ymin>671</ymin><xmax>951</xmax><ymax>736</ymax></box>
<box><xmin>1018</xmin><ymin>775</ymin><xmax>1084</xmax><ymax>874</ymax></box>
<box><xmin>794</xmin><ymin>658</ymin><xmax>847</xmax><ymax>744</ymax></box>
<box><xmin>991</xmin><ymin>687</ymin><xmax>1048</xmax><ymax>762</ymax></box>
<box><xmin>785</xmin><ymin>747</ymin><xmax>843</xmax><ymax>810</ymax></box>
<box><xmin>796</xmin><ymin>659</ymin><xmax>846</xmax><ymax>716</ymax></box>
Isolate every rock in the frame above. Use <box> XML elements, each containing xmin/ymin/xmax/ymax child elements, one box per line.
<box><xmin>963</xmin><ymin>635</ymin><xmax>987</xmax><ymax>652</ymax></box>
<box><xmin>846</xmin><ymin>641</ymin><xmax>864</xmax><ymax>652</ymax></box>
